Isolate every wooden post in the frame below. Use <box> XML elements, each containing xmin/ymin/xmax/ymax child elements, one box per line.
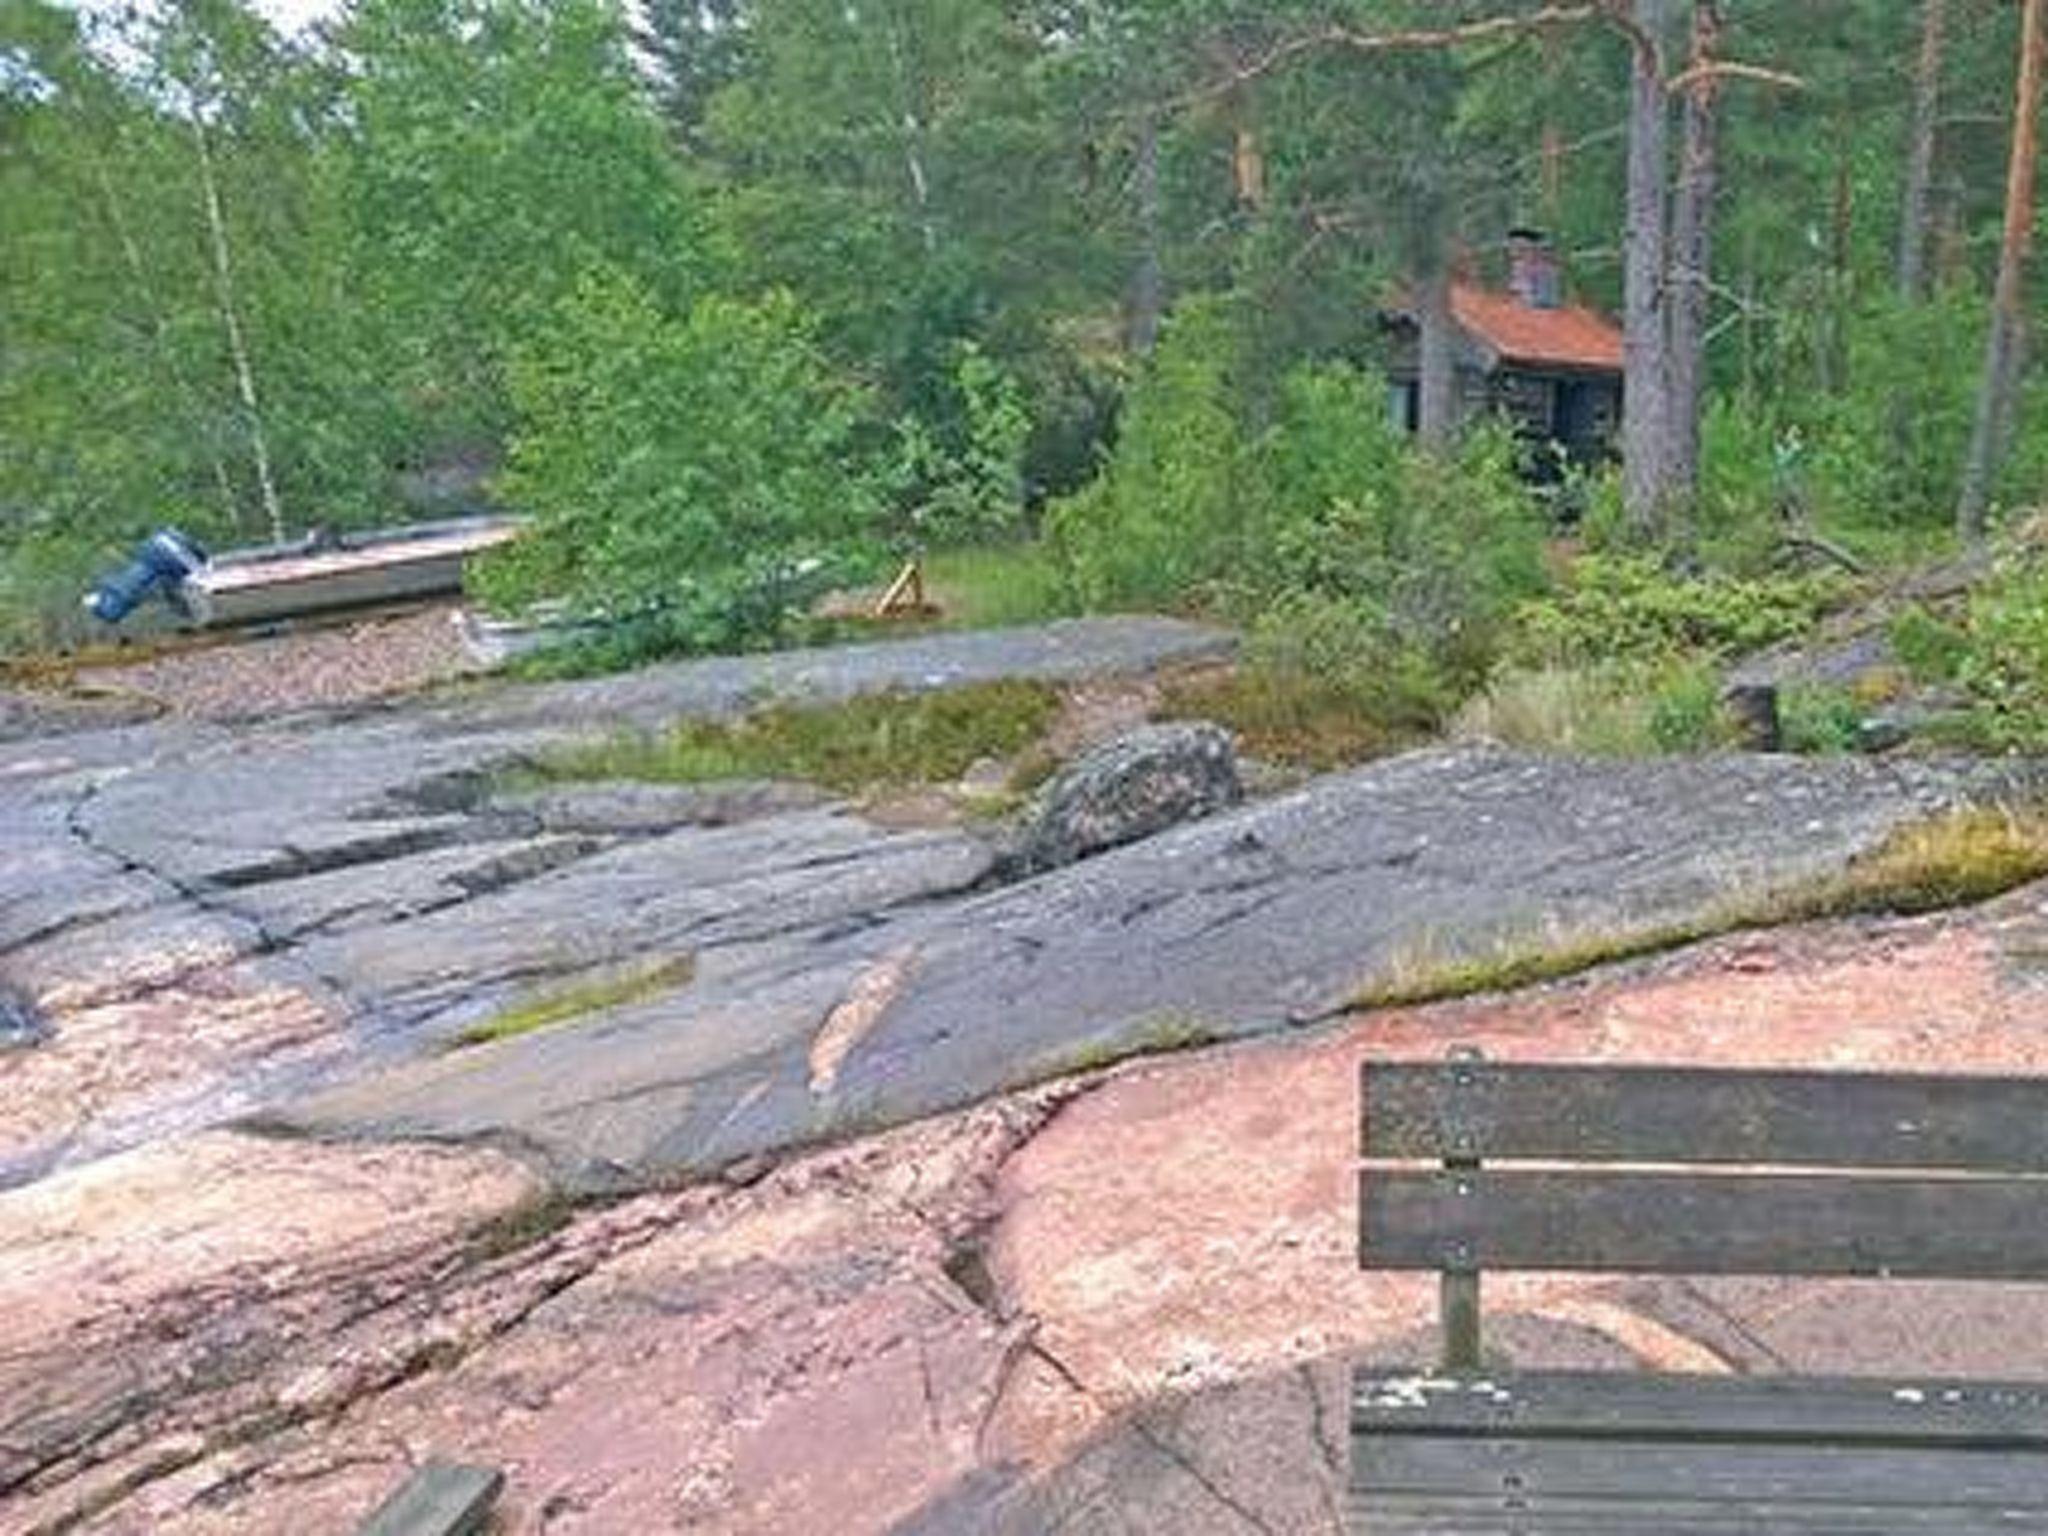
<box><xmin>1441</xmin><ymin>1046</ymin><xmax>1484</xmax><ymax>1371</ymax></box>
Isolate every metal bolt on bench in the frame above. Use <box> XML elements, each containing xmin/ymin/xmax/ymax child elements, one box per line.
<box><xmin>1352</xmin><ymin>1047</ymin><xmax>2048</xmax><ymax>1532</ymax></box>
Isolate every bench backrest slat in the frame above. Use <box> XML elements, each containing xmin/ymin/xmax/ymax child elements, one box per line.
<box><xmin>1361</xmin><ymin>1061</ymin><xmax>2048</xmax><ymax>1171</ymax></box>
<box><xmin>1362</xmin><ymin>1169</ymin><xmax>2048</xmax><ymax>1278</ymax></box>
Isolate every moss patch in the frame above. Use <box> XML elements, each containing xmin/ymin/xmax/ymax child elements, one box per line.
<box><xmin>457</xmin><ymin>953</ymin><xmax>697</xmax><ymax>1047</ymax></box>
<box><xmin>1356</xmin><ymin>805</ymin><xmax>2048</xmax><ymax>1009</ymax></box>
<box><xmin>1042</xmin><ymin>1011</ymin><xmax>1223</xmax><ymax>1078</ymax></box>
<box><xmin>527</xmin><ymin>680</ymin><xmax>1061</xmax><ymax>795</ymax></box>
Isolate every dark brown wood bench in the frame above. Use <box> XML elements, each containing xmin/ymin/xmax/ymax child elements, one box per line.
<box><xmin>1352</xmin><ymin>1049</ymin><xmax>2048</xmax><ymax>1533</ymax></box>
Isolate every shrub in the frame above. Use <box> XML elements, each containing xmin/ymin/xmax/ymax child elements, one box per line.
<box><xmin>1048</xmin><ymin>298</ymin><xmax>1250</xmax><ymax>611</ymax></box>
<box><xmin>472</xmin><ymin>271</ymin><xmax>882</xmax><ymax>656</ymax></box>
<box><xmin>1455</xmin><ymin>659</ymin><xmax>1729</xmax><ymax>757</ymax></box>
<box><xmin>1956</xmin><ymin>550</ymin><xmax>2048</xmax><ymax>749</ymax></box>
<box><xmin>1889</xmin><ymin>604</ymin><xmax>1971</xmax><ymax>684</ymax></box>
<box><xmin>1779</xmin><ymin>683</ymin><xmax>1864</xmax><ymax>754</ymax></box>
<box><xmin>1511</xmin><ymin>554</ymin><xmax>1843</xmax><ymax>667</ymax></box>
<box><xmin>886</xmin><ymin>343</ymin><xmax>1033</xmax><ymax>548</ymax></box>
<box><xmin>528</xmin><ymin>680</ymin><xmax>1062</xmax><ymax>793</ymax></box>
<box><xmin>1161</xmin><ymin>595</ymin><xmax>1457</xmax><ymax>770</ymax></box>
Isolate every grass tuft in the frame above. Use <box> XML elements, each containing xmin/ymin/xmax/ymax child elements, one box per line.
<box><xmin>526</xmin><ymin>679</ymin><xmax>1061</xmax><ymax>795</ymax></box>
<box><xmin>1355</xmin><ymin>805</ymin><xmax>2048</xmax><ymax>1009</ymax></box>
<box><xmin>1041</xmin><ymin>1011</ymin><xmax>1222</xmax><ymax>1078</ymax></box>
<box><xmin>1158</xmin><ymin>665</ymin><xmax>1415</xmax><ymax>772</ymax></box>
<box><xmin>923</xmin><ymin>543</ymin><xmax>1077</xmax><ymax>630</ymax></box>
<box><xmin>457</xmin><ymin>953</ymin><xmax>697</xmax><ymax>1047</ymax></box>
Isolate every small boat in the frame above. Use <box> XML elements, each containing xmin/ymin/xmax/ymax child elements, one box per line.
<box><xmin>185</xmin><ymin>517</ymin><xmax>521</xmax><ymax>627</ymax></box>
<box><xmin>87</xmin><ymin>517</ymin><xmax>521</xmax><ymax>630</ymax></box>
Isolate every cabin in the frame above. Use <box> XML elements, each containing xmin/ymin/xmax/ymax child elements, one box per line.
<box><xmin>1381</xmin><ymin>230</ymin><xmax>1624</xmax><ymax>479</ymax></box>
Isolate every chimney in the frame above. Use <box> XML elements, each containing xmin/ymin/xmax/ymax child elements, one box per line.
<box><xmin>1506</xmin><ymin>227</ymin><xmax>1562</xmax><ymax>309</ymax></box>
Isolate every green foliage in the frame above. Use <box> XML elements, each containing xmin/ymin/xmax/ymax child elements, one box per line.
<box><xmin>1646</xmin><ymin>665</ymin><xmax>1726</xmax><ymax>753</ymax></box>
<box><xmin>923</xmin><ymin>542</ymin><xmax>1077</xmax><ymax>629</ymax></box>
<box><xmin>1160</xmin><ymin>597</ymin><xmax>1450</xmax><ymax>771</ymax></box>
<box><xmin>1456</xmin><ymin>658</ymin><xmax>1730</xmax><ymax>758</ymax></box>
<box><xmin>1954</xmin><ymin>549</ymin><xmax>2048</xmax><ymax>749</ymax></box>
<box><xmin>1055</xmin><ymin>311</ymin><xmax>1544</xmax><ymax>660</ymax></box>
<box><xmin>887</xmin><ymin>343</ymin><xmax>1033</xmax><ymax>546</ymax></box>
<box><xmin>1890</xmin><ymin>604</ymin><xmax>1972</xmax><ymax>684</ymax></box>
<box><xmin>473</xmin><ymin>272</ymin><xmax>881</xmax><ymax>656</ymax></box>
<box><xmin>1798</xmin><ymin>292</ymin><xmax>1988</xmax><ymax>530</ymax></box>
<box><xmin>1779</xmin><ymin>683</ymin><xmax>1865</xmax><ymax>755</ymax></box>
<box><xmin>530</xmin><ymin>679</ymin><xmax>1061</xmax><ymax>793</ymax></box>
<box><xmin>1050</xmin><ymin>298</ymin><xmax>1249</xmax><ymax>611</ymax></box>
<box><xmin>1513</xmin><ymin>555</ymin><xmax>1844</xmax><ymax>668</ymax></box>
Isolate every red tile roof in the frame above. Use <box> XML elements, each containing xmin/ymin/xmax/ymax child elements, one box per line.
<box><xmin>1448</xmin><ymin>281</ymin><xmax>1624</xmax><ymax>372</ymax></box>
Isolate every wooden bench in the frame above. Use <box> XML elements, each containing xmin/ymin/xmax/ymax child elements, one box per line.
<box><xmin>1352</xmin><ymin>1049</ymin><xmax>2048</xmax><ymax>1532</ymax></box>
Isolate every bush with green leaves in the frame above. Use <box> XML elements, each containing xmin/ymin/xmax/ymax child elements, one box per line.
<box><xmin>1052</xmin><ymin>306</ymin><xmax>1545</xmax><ymax>657</ymax></box>
<box><xmin>1511</xmin><ymin>554</ymin><xmax>1844</xmax><ymax>668</ymax></box>
<box><xmin>472</xmin><ymin>272</ymin><xmax>881</xmax><ymax>655</ymax></box>
<box><xmin>886</xmin><ymin>342</ymin><xmax>1033</xmax><ymax>548</ymax></box>
<box><xmin>1889</xmin><ymin>603</ymin><xmax>1971</xmax><ymax>684</ymax></box>
<box><xmin>1954</xmin><ymin>549</ymin><xmax>2048</xmax><ymax>749</ymax></box>
<box><xmin>1048</xmin><ymin>298</ymin><xmax>1249</xmax><ymax>611</ymax></box>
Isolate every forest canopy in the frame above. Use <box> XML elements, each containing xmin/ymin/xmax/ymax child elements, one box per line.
<box><xmin>3</xmin><ymin>0</ymin><xmax>2044</xmax><ymax>665</ymax></box>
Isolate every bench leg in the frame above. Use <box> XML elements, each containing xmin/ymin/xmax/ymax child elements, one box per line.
<box><xmin>1441</xmin><ymin>1270</ymin><xmax>1481</xmax><ymax>1371</ymax></box>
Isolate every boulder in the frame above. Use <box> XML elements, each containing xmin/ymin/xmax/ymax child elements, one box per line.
<box><xmin>1015</xmin><ymin>722</ymin><xmax>1240</xmax><ymax>873</ymax></box>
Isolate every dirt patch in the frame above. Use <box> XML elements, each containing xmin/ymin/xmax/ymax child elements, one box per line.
<box><xmin>65</xmin><ymin>604</ymin><xmax>479</xmax><ymax>720</ymax></box>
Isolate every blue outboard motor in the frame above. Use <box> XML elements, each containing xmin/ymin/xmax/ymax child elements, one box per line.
<box><xmin>83</xmin><ymin>528</ymin><xmax>208</xmax><ymax>625</ymax></box>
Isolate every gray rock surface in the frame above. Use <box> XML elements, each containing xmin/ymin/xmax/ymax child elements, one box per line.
<box><xmin>1014</xmin><ymin>721</ymin><xmax>1239</xmax><ymax>873</ymax></box>
<box><xmin>7</xmin><ymin>611</ymin><xmax>2046</xmax><ymax>1200</ymax></box>
<box><xmin>0</xmin><ymin>617</ymin><xmax>1231</xmax><ymax>1184</ymax></box>
<box><xmin>279</xmin><ymin>746</ymin><xmax>2046</xmax><ymax>1192</ymax></box>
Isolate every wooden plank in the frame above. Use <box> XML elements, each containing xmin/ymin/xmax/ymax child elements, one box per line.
<box><xmin>1360</xmin><ymin>1060</ymin><xmax>2048</xmax><ymax>1171</ymax></box>
<box><xmin>1351</xmin><ymin>1370</ymin><xmax>2048</xmax><ymax>1448</ymax></box>
<box><xmin>356</xmin><ymin>1461</ymin><xmax>503</xmax><ymax>1536</ymax></box>
<box><xmin>1348</xmin><ymin>1491</ymin><xmax>2048</xmax><ymax>1533</ymax></box>
<box><xmin>1351</xmin><ymin>1433</ymin><xmax>2048</xmax><ymax>1507</ymax></box>
<box><xmin>1360</xmin><ymin>1169</ymin><xmax>2048</xmax><ymax>1278</ymax></box>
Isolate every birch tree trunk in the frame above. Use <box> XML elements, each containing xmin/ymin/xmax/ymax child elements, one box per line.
<box><xmin>1957</xmin><ymin>0</ymin><xmax>2046</xmax><ymax>543</ymax></box>
<box><xmin>1898</xmin><ymin>0</ymin><xmax>1947</xmax><ymax>302</ymax></box>
<box><xmin>882</xmin><ymin>4</ymin><xmax>938</xmax><ymax>255</ymax></box>
<box><xmin>193</xmin><ymin>116</ymin><xmax>285</xmax><ymax>545</ymax></box>
<box><xmin>1620</xmin><ymin>0</ymin><xmax>1673</xmax><ymax>535</ymax></box>
<box><xmin>92</xmin><ymin>156</ymin><xmax>240</xmax><ymax>528</ymax></box>
<box><xmin>1668</xmin><ymin>0</ymin><xmax>1722</xmax><ymax>503</ymax></box>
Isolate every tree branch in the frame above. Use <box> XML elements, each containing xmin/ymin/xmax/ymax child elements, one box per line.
<box><xmin>1172</xmin><ymin>4</ymin><xmax>1605</xmax><ymax>108</ymax></box>
<box><xmin>1665</xmin><ymin>59</ymin><xmax>1804</xmax><ymax>94</ymax></box>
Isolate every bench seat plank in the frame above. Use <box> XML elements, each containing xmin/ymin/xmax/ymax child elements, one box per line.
<box><xmin>1360</xmin><ymin>1062</ymin><xmax>2048</xmax><ymax>1170</ymax></box>
<box><xmin>1362</xmin><ymin>1169</ymin><xmax>2048</xmax><ymax>1277</ymax></box>
<box><xmin>1351</xmin><ymin>1493</ymin><xmax>2048</xmax><ymax>1533</ymax></box>
<box><xmin>1352</xmin><ymin>1369</ymin><xmax>2048</xmax><ymax>1447</ymax></box>
<box><xmin>1351</xmin><ymin>1371</ymin><xmax>2048</xmax><ymax>1530</ymax></box>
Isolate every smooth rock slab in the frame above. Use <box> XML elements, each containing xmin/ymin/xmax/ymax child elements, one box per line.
<box><xmin>281</xmin><ymin>747</ymin><xmax>2047</xmax><ymax>1191</ymax></box>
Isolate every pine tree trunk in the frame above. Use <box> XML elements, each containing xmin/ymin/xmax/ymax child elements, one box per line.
<box><xmin>1126</xmin><ymin>112</ymin><xmax>1164</xmax><ymax>358</ymax></box>
<box><xmin>193</xmin><ymin>117</ymin><xmax>284</xmax><ymax>546</ymax></box>
<box><xmin>1621</xmin><ymin>0</ymin><xmax>1673</xmax><ymax>535</ymax></box>
<box><xmin>1417</xmin><ymin>250</ymin><xmax>1458</xmax><ymax>450</ymax></box>
<box><xmin>1668</xmin><ymin>0</ymin><xmax>1722</xmax><ymax>504</ymax></box>
<box><xmin>1898</xmin><ymin>0</ymin><xmax>1947</xmax><ymax>302</ymax></box>
<box><xmin>1957</xmin><ymin>0</ymin><xmax>2046</xmax><ymax>543</ymax></box>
